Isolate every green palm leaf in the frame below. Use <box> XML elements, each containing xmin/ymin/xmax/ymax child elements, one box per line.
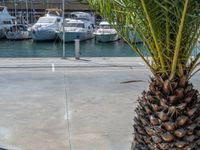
<box><xmin>88</xmin><ymin>0</ymin><xmax>200</xmax><ymax>80</ymax></box>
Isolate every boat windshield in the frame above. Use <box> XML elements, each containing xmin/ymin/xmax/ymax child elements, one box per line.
<box><xmin>3</xmin><ymin>21</ymin><xmax>12</xmax><ymax>25</ymax></box>
<box><xmin>66</xmin><ymin>23</ymin><xmax>84</xmax><ymax>28</ymax></box>
<box><xmin>100</xmin><ymin>25</ymin><xmax>112</xmax><ymax>29</ymax></box>
<box><xmin>0</xmin><ymin>7</ymin><xmax>4</xmax><ymax>12</ymax></box>
<box><xmin>10</xmin><ymin>25</ymin><xmax>27</xmax><ymax>31</ymax></box>
<box><xmin>37</xmin><ymin>17</ymin><xmax>56</xmax><ymax>23</ymax></box>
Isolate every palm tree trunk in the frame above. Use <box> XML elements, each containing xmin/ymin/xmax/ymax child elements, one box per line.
<box><xmin>133</xmin><ymin>76</ymin><xmax>200</xmax><ymax>150</ymax></box>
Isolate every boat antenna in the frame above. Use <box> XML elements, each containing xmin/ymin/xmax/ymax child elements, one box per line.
<box><xmin>25</xmin><ymin>0</ymin><xmax>28</xmax><ymax>24</ymax></box>
<box><xmin>62</xmin><ymin>0</ymin><xmax>65</xmax><ymax>59</ymax></box>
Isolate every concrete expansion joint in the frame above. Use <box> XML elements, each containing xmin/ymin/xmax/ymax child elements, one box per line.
<box><xmin>63</xmin><ymin>72</ymin><xmax>72</xmax><ymax>150</ymax></box>
<box><xmin>0</xmin><ymin>64</ymin><xmax>146</xmax><ymax>69</ymax></box>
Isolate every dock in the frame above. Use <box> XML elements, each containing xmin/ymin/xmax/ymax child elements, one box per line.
<box><xmin>0</xmin><ymin>57</ymin><xmax>199</xmax><ymax>150</ymax></box>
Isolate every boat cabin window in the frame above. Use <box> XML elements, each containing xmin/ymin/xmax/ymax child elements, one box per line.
<box><xmin>37</xmin><ymin>17</ymin><xmax>57</xmax><ymax>23</ymax></box>
<box><xmin>71</xmin><ymin>14</ymin><xmax>89</xmax><ymax>21</ymax></box>
<box><xmin>100</xmin><ymin>25</ymin><xmax>112</xmax><ymax>29</ymax></box>
<box><xmin>56</xmin><ymin>18</ymin><xmax>61</xmax><ymax>22</ymax></box>
<box><xmin>3</xmin><ymin>21</ymin><xmax>12</xmax><ymax>25</ymax></box>
<box><xmin>19</xmin><ymin>25</ymin><xmax>27</xmax><ymax>31</ymax></box>
<box><xmin>10</xmin><ymin>25</ymin><xmax>27</xmax><ymax>31</ymax></box>
<box><xmin>63</xmin><ymin>19</ymin><xmax>70</xmax><ymax>26</ymax></box>
<box><xmin>10</xmin><ymin>26</ymin><xmax>18</xmax><ymax>32</ymax></box>
<box><xmin>0</xmin><ymin>7</ymin><xmax>4</xmax><ymax>12</ymax></box>
<box><xmin>66</xmin><ymin>23</ymin><xmax>85</xmax><ymax>28</ymax></box>
<box><xmin>77</xmin><ymin>18</ymin><xmax>89</xmax><ymax>21</ymax></box>
<box><xmin>12</xmin><ymin>19</ymin><xmax>16</xmax><ymax>24</ymax></box>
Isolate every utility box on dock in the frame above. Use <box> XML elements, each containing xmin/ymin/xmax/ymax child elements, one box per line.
<box><xmin>75</xmin><ymin>39</ymin><xmax>80</xmax><ymax>60</ymax></box>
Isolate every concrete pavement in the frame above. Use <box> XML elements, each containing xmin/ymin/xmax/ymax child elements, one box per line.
<box><xmin>0</xmin><ymin>58</ymin><xmax>199</xmax><ymax>150</ymax></box>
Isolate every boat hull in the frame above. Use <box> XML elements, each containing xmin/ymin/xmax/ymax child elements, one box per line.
<box><xmin>0</xmin><ymin>31</ymin><xmax>5</xmax><ymax>39</ymax></box>
<box><xmin>0</xmin><ymin>28</ymin><xmax>11</xmax><ymax>39</ymax></box>
<box><xmin>58</xmin><ymin>31</ymin><xmax>94</xmax><ymax>42</ymax></box>
<box><xmin>31</xmin><ymin>29</ymin><xmax>57</xmax><ymax>41</ymax></box>
<box><xmin>6</xmin><ymin>31</ymin><xmax>31</xmax><ymax>40</ymax></box>
<box><xmin>95</xmin><ymin>33</ymin><xmax>119</xmax><ymax>43</ymax></box>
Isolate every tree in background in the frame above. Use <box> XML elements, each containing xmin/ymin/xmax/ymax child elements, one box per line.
<box><xmin>88</xmin><ymin>0</ymin><xmax>200</xmax><ymax>149</ymax></box>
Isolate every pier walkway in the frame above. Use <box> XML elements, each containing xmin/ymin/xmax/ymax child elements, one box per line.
<box><xmin>0</xmin><ymin>57</ymin><xmax>199</xmax><ymax>150</ymax></box>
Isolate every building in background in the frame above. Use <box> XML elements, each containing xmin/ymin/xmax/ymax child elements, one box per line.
<box><xmin>0</xmin><ymin>0</ymin><xmax>91</xmax><ymax>24</ymax></box>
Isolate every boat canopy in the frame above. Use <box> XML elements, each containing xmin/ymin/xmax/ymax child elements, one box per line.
<box><xmin>99</xmin><ymin>21</ymin><xmax>113</xmax><ymax>29</ymax></box>
<box><xmin>65</xmin><ymin>19</ymin><xmax>85</xmax><ymax>28</ymax></box>
<box><xmin>45</xmin><ymin>9</ymin><xmax>62</xmax><ymax>17</ymax></box>
<box><xmin>66</xmin><ymin>22</ymin><xmax>85</xmax><ymax>28</ymax></box>
<box><xmin>10</xmin><ymin>24</ymin><xmax>28</xmax><ymax>31</ymax></box>
<box><xmin>70</xmin><ymin>12</ymin><xmax>95</xmax><ymax>24</ymax></box>
<box><xmin>99</xmin><ymin>21</ymin><xmax>110</xmax><ymax>26</ymax></box>
<box><xmin>37</xmin><ymin>17</ymin><xmax>58</xmax><ymax>24</ymax></box>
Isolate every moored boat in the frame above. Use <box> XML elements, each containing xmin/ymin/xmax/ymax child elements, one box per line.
<box><xmin>94</xmin><ymin>21</ymin><xmax>119</xmax><ymax>43</ymax></box>
<box><xmin>0</xmin><ymin>6</ymin><xmax>16</xmax><ymax>39</ymax></box>
<box><xmin>5</xmin><ymin>24</ymin><xmax>31</xmax><ymax>40</ymax></box>
<box><xmin>58</xmin><ymin>12</ymin><xmax>95</xmax><ymax>42</ymax></box>
<box><xmin>29</xmin><ymin>9</ymin><xmax>62</xmax><ymax>41</ymax></box>
<box><xmin>58</xmin><ymin>19</ymin><xmax>95</xmax><ymax>42</ymax></box>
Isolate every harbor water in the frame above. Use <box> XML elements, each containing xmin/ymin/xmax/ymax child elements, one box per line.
<box><xmin>0</xmin><ymin>39</ymin><xmax>199</xmax><ymax>57</ymax></box>
<box><xmin>0</xmin><ymin>39</ymin><xmax>142</xmax><ymax>57</ymax></box>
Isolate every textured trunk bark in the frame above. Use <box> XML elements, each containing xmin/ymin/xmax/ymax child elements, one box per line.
<box><xmin>133</xmin><ymin>76</ymin><xmax>200</xmax><ymax>149</ymax></box>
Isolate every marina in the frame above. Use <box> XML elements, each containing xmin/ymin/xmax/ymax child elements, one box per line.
<box><xmin>0</xmin><ymin>5</ymin><xmax>147</xmax><ymax>58</ymax></box>
<box><xmin>0</xmin><ymin>4</ymin><xmax>199</xmax><ymax>58</ymax></box>
<box><xmin>0</xmin><ymin>1</ymin><xmax>200</xmax><ymax>150</ymax></box>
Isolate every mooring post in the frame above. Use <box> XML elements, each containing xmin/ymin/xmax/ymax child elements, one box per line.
<box><xmin>75</xmin><ymin>39</ymin><xmax>80</xmax><ymax>60</ymax></box>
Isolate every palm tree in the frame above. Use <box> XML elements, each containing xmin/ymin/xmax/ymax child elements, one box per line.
<box><xmin>88</xmin><ymin>0</ymin><xmax>200</xmax><ymax>149</ymax></box>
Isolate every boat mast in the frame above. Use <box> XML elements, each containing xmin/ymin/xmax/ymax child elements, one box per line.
<box><xmin>62</xmin><ymin>0</ymin><xmax>65</xmax><ymax>58</ymax></box>
<box><xmin>46</xmin><ymin>0</ymin><xmax>49</xmax><ymax>9</ymax></box>
<box><xmin>25</xmin><ymin>0</ymin><xmax>28</xmax><ymax>24</ymax></box>
<box><xmin>14</xmin><ymin>0</ymin><xmax>17</xmax><ymax>17</ymax></box>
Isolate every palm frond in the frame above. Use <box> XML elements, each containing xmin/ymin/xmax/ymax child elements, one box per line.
<box><xmin>88</xmin><ymin>0</ymin><xmax>200</xmax><ymax>80</ymax></box>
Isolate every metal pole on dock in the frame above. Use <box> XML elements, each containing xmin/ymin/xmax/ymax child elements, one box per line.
<box><xmin>46</xmin><ymin>0</ymin><xmax>49</xmax><ymax>9</ymax></box>
<box><xmin>62</xmin><ymin>0</ymin><xmax>65</xmax><ymax>58</ymax></box>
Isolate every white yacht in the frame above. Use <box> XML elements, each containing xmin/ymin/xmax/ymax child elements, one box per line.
<box><xmin>58</xmin><ymin>12</ymin><xmax>95</xmax><ymax>42</ymax></box>
<box><xmin>58</xmin><ymin>19</ymin><xmax>94</xmax><ymax>42</ymax></box>
<box><xmin>5</xmin><ymin>24</ymin><xmax>31</xmax><ymax>40</ymax></box>
<box><xmin>29</xmin><ymin>9</ymin><xmax>62</xmax><ymax>41</ymax></box>
<box><xmin>0</xmin><ymin>6</ymin><xmax>16</xmax><ymax>39</ymax></box>
<box><xmin>70</xmin><ymin>12</ymin><xmax>95</xmax><ymax>25</ymax></box>
<box><xmin>94</xmin><ymin>21</ymin><xmax>119</xmax><ymax>43</ymax></box>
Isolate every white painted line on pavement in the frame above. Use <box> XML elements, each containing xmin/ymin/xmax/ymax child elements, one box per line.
<box><xmin>64</xmin><ymin>111</ymin><xmax>71</xmax><ymax>120</ymax></box>
<box><xmin>139</xmin><ymin>62</ymin><xmax>145</xmax><ymax>66</ymax></box>
<box><xmin>52</xmin><ymin>63</ymin><xmax>55</xmax><ymax>72</ymax></box>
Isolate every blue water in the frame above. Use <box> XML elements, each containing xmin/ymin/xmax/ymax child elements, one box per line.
<box><xmin>0</xmin><ymin>39</ymin><xmax>199</xmax><ymax>57</ymax></box>
<box><xmin>0</xmin><ymin>39</ymin><xmax>138</xmax><ymax>57</ymax></box>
